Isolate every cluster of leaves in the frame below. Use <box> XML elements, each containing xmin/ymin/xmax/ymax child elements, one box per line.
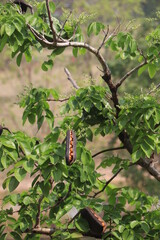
<box><xmin>103</xmin><ymin>186</ymin><xmax>160</xmax><ymax>239</ymax></box>
<box><xmin>19</xmin><ymin>86</ymin><xmax>58</xmax><ymax>129</ymax></box>
<box><xmin>116</xmin><ymin>94</ymin><xmax>160</xmax><ymax>162</ymax></box>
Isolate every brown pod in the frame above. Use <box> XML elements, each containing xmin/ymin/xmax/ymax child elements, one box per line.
<box><xmin>65</xmin><ymin>130</ymin><xmax>76</xmax><ymax>166</ymax></box>
<box><xmin>0</xmin><ymin>125</ymin><xmax>3</xmax><ymax>136</ymax></box>
<box><xmin>81</xmin><ymin>207</ymin><xmax>107</xmax><ymax>237</ymax></box>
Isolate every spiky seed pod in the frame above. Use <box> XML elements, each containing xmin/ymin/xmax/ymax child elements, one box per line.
<box><xmin>81</xmin><ymin>207</ymin><xmax>107</xmax><ymax>237</ymax></box>
<box><xmin>65</xmin><ymin>130</ymin><xmax>77</xmax><ymax>166</ymax></box>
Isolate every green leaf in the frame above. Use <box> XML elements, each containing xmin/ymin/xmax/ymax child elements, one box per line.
<box><xmin>73</xmin><ymin>47</ymin><xmax>78</xmax><ymax>57</ymax></box>
<box><xmin>138</xmin><ymin>64</ymin><xmax>148</xmax><ymax>76</ymax></box>
<box><xmin>118</xmin><ymin>225</ymin><xmax>125</xmax><ymax>233</ymax></box>
<box><xmin>52</xmin><ymin>167</ymin><xmax>62</xmax><ymax>182</ymax></box>
<box><xmin>24</xmin><ymin>49</ymin><xmax>32</xmax><ymax>62</ymax></box>
<box><xmin>75</xmin><ymin>217</ymin><xmax>90</xmax><ymax>232</ymax></box>
<box><xmin>0</xmin><ymin>34</ymin><xmax>8</xmax><ymax>52</ymax></box>
<box><xmin>81</xmin><ymin>150</ymin><xmax>87</xmax><ymax>165</ymax></box>
<box><xmin>8</xmin><ymin>176</ymin><xmax>19</xmax><ymax>192</ymax></box>
<box><xmin>42</xmin><ymin>59</ymin><xmax>53</xmax><ymax>71</ymax></box>
<box><xmin>14</xmin><ymin>168</ymin><xmax>26</xmax><ymax>182</ymax></box>
<box><xmin>10</xmin><ymin>232</ymin><xmax>22</xmax><ymax>240</ymax></box>
<box><xmin>51</xmin><ymin>47</ymin><xmax>65</xmax><ymax>57</ymax></box>
<box><xmin>0</xmin><ymin>233</ymin><xmax>7</xmax><ymax>240</ymax></box>
<box><xmin>23</xmin><ymin>160</ymin><xmax>34</xmax><ymax>173</ymax></box>
<box><xmin>122</xmin><ymin>229</ymin><xmax>130</xmax><ymax>240</ymax></box>
<box><xmin>130</xmin><ymin>220</ymin><xmax>139</xmax><ymax>228</ymax></box>
<box><xmin>50</xmin><ymin>89</ymin><xmax>59</xmax><ymax>100</ymax></box>
<box><xmin>87</xmin><ymin>22</ymin><xmax>105</xmax><ymax>36</ymax></box>
<box><xmin>23</xmin><ymin>196</ymin><xmax>33</xmax><ymax>205</ymax></box>
<box><xmin>132</xmin><ymin>149</ymin><xmax>142</xmax><ymax>163</ymax></box>
<box><xmin>141</xmin><ymin>221</ymin><xmax>150</xmax><ymax>233</ymax></box>
<box><xmin>86</xmin><ymin>128</ymin><xmax>93</xmax><ymax>141</ymax></box>
<box><xmin>140</xmin><ymin>141</ymin><xmax>152</xmax><ymax>158</ymax></box>
<box><xmin>38</xmin><ymin>115</ymin><xmax>44</xmax><ymax>130</ymax></box>
<box><xmin>5</xmin><ymin>23</ymin><xmax>15</xmax><ymax>36</ymax></box>
<box><xmin>148</xmin><ymin>64</ymin><xmax>156</xmax><ymax>79</ymax></box>
<box><xmin>16</xmin><ymin>53</ymin><xmax>23</xmax><ymax>67</ymax></box>
<box><xmin>28</xmin><ymin>113</ymin><xmax>36</xmax><ymax>124</ymax></box>
<box><xmin>49</xmin><ymin>2</ymin><xmax>56</xmax><ymax>13</ymax></box>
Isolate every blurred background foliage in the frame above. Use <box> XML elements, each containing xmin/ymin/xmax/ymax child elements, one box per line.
<box><xmin>1</xmin><ymin>0</ymin><xmax>160</xmax><ymax>197</ymax></box>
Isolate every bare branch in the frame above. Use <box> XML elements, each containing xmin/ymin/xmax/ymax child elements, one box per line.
<box><xmin>46</xmin><ymin>0</ymin><xmax>57</xmax><ymax>43</ymax></box>
<box><xmin>116</xmin><ymin>61</ymin><xmax>147</xmax><ymax>88</ymax></box>
<box><xmin>92</xmin><ymin>146</ymin><xmax>125</xmax><ymax>158</ymax></box>
<box><xmin>64</xmin><ymin>68</ymin><xmax>80</xmax><ymax>89</ymax></box>
<box><xmin>93</xmin><ymin>163</ymin><xmax>135</xmax><ymax>197</ymax></box>
<box><xmin>47</xmin><ymin>98</ymin><xmax>69</xmax><ymax>102</ymax></box>
<box><xmin>34</xmin><ymin>195</ymin><xmax>44</xmax><ymax>228</ymax></box>
<box><xmin>29</xmin><ymin>227</ymin><xmax>55</xmax><ymax>235</ymax></box>
<box><xmin>58</xmin><ymin>11</ymin><xmax>72</xmax><ymax>38</ymax></box>
<box><xmin>97</xmin><ymin>26</ymin><xmax>109</xmax><ymax>53</ymax></box>
<box><xmin>92</xmin><ymin>168</ymin><xmax>123</xmax><ymax>197</ymax></box>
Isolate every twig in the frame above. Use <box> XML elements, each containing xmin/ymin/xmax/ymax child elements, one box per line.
<box><xmin>42</xmin><ymin>184</ymin><xmax>72</xmax><ymax>212</ymax></box>
<box><xmin>97</xmin><ymin>26</ymin><xmax>109</xmax><ymax>53</ymax></box>
<box><xmin>46</xmin><ymin>0</ymin><xmax>57</xmax><ymax>43</ymax></box>
<box><xmin>47</xmin><ymin>98</ymin><xmax>69</xmax><ymax>102</ymax></box>
<box><xmin>59</xmin><ymin>11</ymin><xmax>72</xmax><ymax>38</ymax></box>
<box><xmin>93</xmin><ymin>162</ymin><xmax>135</xmax><ymax>198</ymax></box>
<box><xmin>68</xmin><ymin>24</ymin><xmax>79</xmax><ymax>42</ymax></box>
<box><xmin>92</xmin><ymin>146</ymin><xmax>125</xmax><ymax>158</ymax></box>
<box><xmin>148</xmin><ymin>83</ymin><xmax>160</xmax><ymax>94</ymax></box>
<box><xmin>116</xmin><ymin>61</ymin><xmax>147</xmax><ymax>88</ymax></box>
<box><xmin>34</xmin><ymin>195</ymin><xmax>44</xmax><ymax>228</ymax></box>
<box><xmin>64</xmin><ymin>68</ymin><xmax>80</xmax><ymax>89</ymax></box>
<box><xmin>92</xmin><ymin>168</ymin><xmax>123</xmax><ymax>197</ymax></box>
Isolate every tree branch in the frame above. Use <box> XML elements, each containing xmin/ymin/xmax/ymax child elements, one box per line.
<box><xmin>46</xmin><ymin>0</ymin><xmax>57</xmax><ymax>43</ymax></box>
<box><xmin>34</xmin><ymin>195</ymin><xmax>44</xmax><ymax>228</ymax></box>
<box><xmin>148</xmin><ymin>82</ymin><xmax>160</xmax><ymax>94</ymax></box>
<box><xmin>92</xmin><ymin>168</ymin><xmax>123</xmax><ymax>197</ymax></box>
<box><xmin>47</xmin><ymin>98</ymin><xmax>69</xmax><ymax>102</ymax></box>
<box><xmin>97</xmin><ymin>26</ymin><xmax>109</xmax><ymax>53</ymax></box>
<box><xmin>58</xmin><ymin>11</ymin><xmax>72</xmax><ymax>38</ymax></box>
<box><xmin>64</xmin><ymin>68</ymin><xmax>79</xmax><ymax>89</ymax></box>
<box><xmin>93</xmin><ymin>163</ymin><xmax>135</xmax><ymax>197</ymax></box>
<box><xmin>92</xmin><ymin>146</ymin><xmax>125</xmax><ymax>158</ymax></box>
<box><xmin>43</xmin><ymin>184</ymin><xmax>72</xmax><ymax>212</ymax></box>
<box><xmin>116</xmin><ymin>61</ymin><xmax>147</xmax><ymax>88</ymax></box>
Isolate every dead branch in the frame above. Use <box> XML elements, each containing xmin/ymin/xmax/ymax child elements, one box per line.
<box><xmin>64</xmin><ymin>68</ymin><xmax>80</xmax><ymax>89</ymax></box>
<box><xmin>46</xmin><ymin>0</ymin><xmax>57</xmax><ymax>43</ymax></box>
<box><xmin>92</xmin><ymin>146</ymin><xmax>125</xmax><ymax>158</ymax></box>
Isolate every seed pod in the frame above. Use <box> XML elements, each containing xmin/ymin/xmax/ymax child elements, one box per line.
<box><xmin>0</xmin><ymin>125</ymin><xmax>3</xmax><ymax>136</ymax></box>
<box><xmin>65</xmin><ymin>130</ymin><xmax>76</xmax><ymax>166</ymax></box>
<box><xmin>81</xmin><ymin>207</ymin><xmax>107</xmax><ymax>237</ymax></box>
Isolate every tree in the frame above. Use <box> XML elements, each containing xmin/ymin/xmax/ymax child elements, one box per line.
<box><xmin>0</xmin><ymin>1</ymin><xmax>160</xmax><ymax>239</ymax></box>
